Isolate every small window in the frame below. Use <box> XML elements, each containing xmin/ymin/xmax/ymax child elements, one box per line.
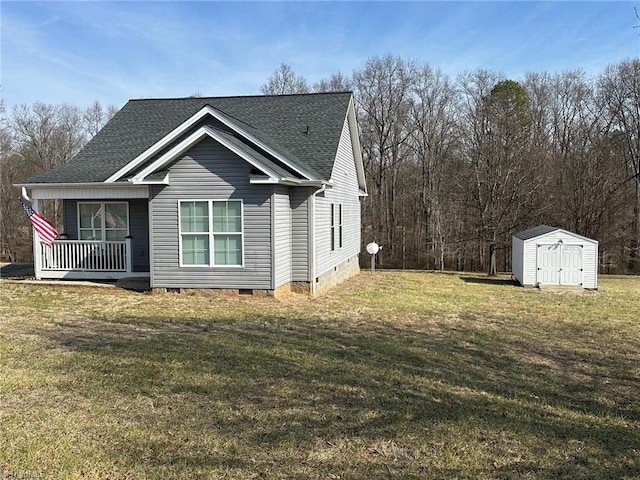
<box><xmin>338</xmin><ymin>204</ymin><xmax>343</xmax><ymax>249</ymax></box>
<box><xmin>330</xmin><ymin>204</ymin><xmax>336</xmax><ymax>251</ymax></box>
<box><xmin>179</xmin><ymin>200</ymin><xmax>243</xmax><ymax>267</ymax></box>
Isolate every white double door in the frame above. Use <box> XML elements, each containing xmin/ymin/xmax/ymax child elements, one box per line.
<box><xmin>537</xmin><ymin>243</ymin><xmax>583</xmax><ymax>286</ymax></box>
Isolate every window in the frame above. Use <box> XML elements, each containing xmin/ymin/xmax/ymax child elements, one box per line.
<box><xmin>330</xmin><ymin>204</ymin><xmax>335</xmax><ymax>251</ymax></box>
<box><xmin>179</xmin><ymin>200</ymin><xmax>243</xmax><ymax>266</ymax></box>
<box><xmin>338</xmin><ymin>204</ymin><xmax>343</xmax><ymax>249</ymax></box>
<box><xmin>78</xmin><ymin>202</ymin><xmax>128</xmax><ymax>241</ymax></box>
<box><xmin>330</xmin><ymin>203</ymin><xmax>343</xmax><ymax>251</ymax></box>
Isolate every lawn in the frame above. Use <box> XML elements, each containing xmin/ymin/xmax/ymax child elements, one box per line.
<box><xmin>1</xmin><ymin>272</ymin><xmax>639</xmax><ymax>479</ymax></box>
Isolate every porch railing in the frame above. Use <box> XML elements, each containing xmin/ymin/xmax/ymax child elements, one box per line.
<box><xmin>36</xmin><ymin>239</ymin><xmax>132</xmax><ymax>278</ymax></box>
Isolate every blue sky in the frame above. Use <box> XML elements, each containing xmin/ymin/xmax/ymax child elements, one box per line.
<box><xmin>2</xmin><ymin>1</ymin><xmax>639</xmax><ymax>110</ymax></box>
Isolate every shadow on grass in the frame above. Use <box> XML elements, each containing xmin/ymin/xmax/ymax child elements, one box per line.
<box><xmin>31</xmin><ymin>311</ymin><xmax>640</xmax><ymax>479</ymax></box>
<box><xmin>460</xmin><ymin>275</ymin><xmax>518</xmax><ymax>287</ymax></box>
<box><xmin>0</xmin><ymin>262</ymin><xmax>34</xmax><ymax>279</ymax></box>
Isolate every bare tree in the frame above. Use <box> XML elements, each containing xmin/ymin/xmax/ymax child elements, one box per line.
<box><xmin>408</xmin><ymin>64</ymin><xmax>459</xmax><ymax>269</ymax></box>
<box><xmin>353</xmin><ymin>54</ymin><xmax>418</xmax><ymax>266</ymax></box>
<box><xmin>458</xmin><ymin>74</ymin><xmax>542</xmax><ymax>275</ymax></box>
<box><xmin>313</xmin><ymin>72</ymin><xmax>352</xmax><ymax>93</ymax></box>
<box><xmin>5</xmin><ymin>102</ymin><xmax>88</xmax><ymax>253</ymax></box>
<box><xmin>599</xmin><ymin>59</ymin><xmax>640</xmax><ymax>271</ymax></box>
<box><xmin>261</xmin><ymin>63</ymin><xmax>310</xmax><ymax>95</ymax></box>
<box><xmin>83</xmin><ymin>100</ymin><xmax>118</xmax><ymax>137</ymax></box>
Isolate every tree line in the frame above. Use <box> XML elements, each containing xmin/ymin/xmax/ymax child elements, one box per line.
<box><xmin>2</xmin><ymin>56</ymin><xmax>639</xmax><ymax>275</ymax></box>
<box><xmin>263</xmin><ymin>58</ymin><xmax>640</xmax><ymax>274</ymax></box>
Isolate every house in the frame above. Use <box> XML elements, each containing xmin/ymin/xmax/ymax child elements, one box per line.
<box><xmin>512</xmin><ymin>225</ymin><xmax>598</xmax><ymax>289</ymax></box>
<box><xmin>16</xmin><ymin>92</ymin><xmax>367</xmax><ymax>296</ymax></box>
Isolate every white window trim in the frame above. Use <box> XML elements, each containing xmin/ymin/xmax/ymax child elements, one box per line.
<box><xmin>178</xmin><ymin>199</ymin><xmax>245</xmax><ymax>268</ymax></box>
<box><xmin>338</xmin><ymin>204</ymin><xmax>343</xmax><ymax>249</ymax></box>
<box><xmin>77</xmin><ymin>201</ymin><xmax>129</xmax><ymax>241</ymax></box>
<box><xmin>330</xmin><ymin>202</ymin><xmax>343</xmax><ymax>252</ymax></box>
<box><xmin>330</xmin><ymin>203</ymin><xmax>336</xmax><ymax>252</ymax></box>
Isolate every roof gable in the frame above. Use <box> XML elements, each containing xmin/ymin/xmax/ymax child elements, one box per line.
<box><xmin>20</xmin><ymin>92</ymin><xmax>354</xmax><ymax>185</ymax></box>
<box><xmin>514</xmin><ymin>225</ymin><xmax>598</xmax><ymax>244</ymax></box>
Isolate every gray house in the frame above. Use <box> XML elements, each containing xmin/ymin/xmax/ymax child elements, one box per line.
<box><xmin>17</xmin><ymin>92</ymin><xmax>367</xmax><ymax>295</ymax></box>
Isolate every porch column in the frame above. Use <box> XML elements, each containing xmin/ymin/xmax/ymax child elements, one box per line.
<box><xmin>32</xmin><ymin>198</ymin><xmax>42</xmax><ymax>280</ymax></box>
<box><xmin>125</xmin><ymin>236</ymin><xmax>133</xmax><ymax>274</ymax></box>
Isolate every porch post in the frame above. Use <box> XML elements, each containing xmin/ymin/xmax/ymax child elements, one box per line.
<box><xmin>125</xmin><ymin>236</ymin><xmax>133</xmax><ymax>274</ymax></box>
<box><xmin>32</xmin><ymin>198</ymin><xmax>42</xmax><ymax>279</ymax></box>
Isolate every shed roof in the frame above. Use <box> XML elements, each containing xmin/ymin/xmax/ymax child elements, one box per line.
<box><xmin>21</xmin><ymin>92</ymin><xmax>353</xmax><ymax>185</ymax></box>
<box><xmin>513</xmin><ymin>225</ymin><xmax>559</xmax><ymax>240</ymax></box>
<box><xmin>513</xmin><ymin>225</ymin><xmax>598</xmax><ymax>244</ymax></box>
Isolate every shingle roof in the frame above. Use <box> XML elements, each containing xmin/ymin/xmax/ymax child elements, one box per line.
<box><xmin>513</xmin><ymin>225</ymin><xmax>598</xmax><ymax>244</ymax></box>
<box><xmin>513</xmin><ymin>225</ymin><xmax>559</xmax><ymax>240</ymax></box>
<box><xmin>21</xmin><ymin>92</ymin><xmax>353</xmax><ymax>184</ymax></box>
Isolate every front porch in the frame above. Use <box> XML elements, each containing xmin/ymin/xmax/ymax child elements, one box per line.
<box><xmin>35</xmin><ymin>238</ymin><xmax>150</xmax><ymax>280</ymax></box>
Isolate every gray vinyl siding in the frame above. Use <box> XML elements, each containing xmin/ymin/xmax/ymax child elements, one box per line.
<box><xmin>149</xmin><ymin>136</ymin><xmax>273</xmax><ymax>289</ymax></box>
<box><xmin>128</xmin><ymin>199</ymin><xmax>150</xmax><ymax>272</ymax></box>
<box><xmin>315</xmin><ymin>117</ymin><xmax>361</xmax><ymax>278</ymax></box>
<box><xmin>290</xmin><ymin>187</ymin><xmax>312</xmax><ymax>281</ymax></box>
<box><xmin>273</xmin><ymin>186</ymin><xmax>291</xmax><ymax>288</ymax></box>
<box><xmin>62</xmin><ymin>198</ymin><xmax>149</xmax><ymax>272</ymax></box>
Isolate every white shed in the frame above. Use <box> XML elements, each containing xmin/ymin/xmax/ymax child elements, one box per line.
<box><xmin>512</xmin><ymin>225</ymin><xmax>598</xmax><ymax>289</ymax></box>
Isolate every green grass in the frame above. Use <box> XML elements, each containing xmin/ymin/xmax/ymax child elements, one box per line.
<box><xmin>1</xmin><ymin>272</ymin><xmax>640</xmax><ymax>479</ymax></box>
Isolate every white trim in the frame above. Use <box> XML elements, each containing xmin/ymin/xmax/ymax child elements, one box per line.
<box><xmin>249</xmin><ymin>176</ymin><xmax>327</xmax><ymax>187</ymax></box>
<box><xmin>131</xmin><ymin>126</ymin><xmax>280</xmax><ymax>183</ymax></box>
<box><xmin>347</xmin><ymin>96</ymin><xmax>367</xmax><ymax>195</ymax></box>
<box><xmin>178</xmin><ymin>199</ymin><xmax>244</xmax><ymax>268</ymax></box>
<box><xmin>20</xmin><ymin>185</ymin><xmax>149</xmax><ymax>200</ymax></box>
<box><xmin>105</xmin><ymin>106</ymin><xmax>219</xmax><ymax>183</ymax></box>
<box><xmin>270</xmin><ymin>189</ymin><xmax>276</xmax><ymax>290</ymax></box>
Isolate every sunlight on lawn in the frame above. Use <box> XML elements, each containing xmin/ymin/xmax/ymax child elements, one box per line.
<box><xmin>1</xmin><ymin>272</ymin><xmax>639</xmax><ymax>479</ymax></box>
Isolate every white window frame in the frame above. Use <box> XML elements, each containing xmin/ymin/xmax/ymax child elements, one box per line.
<box><xmin>178</xmin><ymin>199</ymin><xmax>244</xmax><ymax>268</ymax></box>
<box><xmin>330</xmin><ymin>203</ymin><xmax>343</xmax><ymax>252</ymax></box>
<box><xmin>330</xmin><ymin>203</ymin><xmax>336</xmax><ymax>251</ymax></box>
<box><xmin>338</xmin><ymin>204</ymin><xmax>343</xmax><ymax>249</ymax></box>
<box><xmin>77</xmin><ymin>201</ymin><xmax>129</xmax><ymax>241</ymax></box>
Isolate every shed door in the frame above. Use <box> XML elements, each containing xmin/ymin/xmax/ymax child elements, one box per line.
<box><xmin>537</xmin><ymin>244</ymin><xmax>560</xmax><ymax>284</ymax></box>
<box><xmin>537</xmin><ymin>243</ymin><xmax>583</xmax><ymax>286</ymax></box>
<box><xmin>560</xmin><ymin>245</ymin><xmax>583</xmax><ymax>286</ymax></box>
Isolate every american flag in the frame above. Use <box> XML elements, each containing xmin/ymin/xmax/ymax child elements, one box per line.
<box><xmin>21</xmin><ymin>200</ymin><xmax>58</xmax><ymax>246</ymax></box>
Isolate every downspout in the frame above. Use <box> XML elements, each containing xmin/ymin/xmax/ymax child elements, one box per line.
<box><xmin>309</xmin><ymin>184</ymin><xmax>327</xmax><ymax>296</ymax></box>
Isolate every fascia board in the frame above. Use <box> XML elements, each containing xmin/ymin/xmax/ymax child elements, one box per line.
<box><xmin>249</xmin><ymin>177</ymin><xmax>326</xmax><ymax>187</ymax></box>
<box><xmin>15</xmin><ymin>181</ymin><xmax>129</xmax><ymax>188</ymax></box>
<box><xmin>105</xmin><ymin>105</ymin><xmax>218</xmax><ymax>183</ymax></box>
<box><xmin>130</xmin><ymin>173</ymin><xmax>170</xmax><ymax>185</ymax></box>
<box><xmin>132</xmin><ymin>125</ymin><xmax>280</xmax><ymax>182</ymax></box>
<box><xmin>208</xmin><ymin>107</ymin><xmax>317</xmax><ymax>181</ymax></box>
<box><xmin>529</xmin><ymin>229</ymin><xmax>599</xmax><ymax>246</ymax></box>
<box><xmin>347</xmin><ymin>96</ymin><xmax>367</xmax><ymax>194</ymax></box>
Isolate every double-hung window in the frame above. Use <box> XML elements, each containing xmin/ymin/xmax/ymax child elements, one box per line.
<box><xmin>78</xmin><ymin>202</ymin><xmax>129</xmax><ymax>241</ymax></box>
<box><xmin>179</xmin><ymin>200</ymin><xmax>243</xmax><ymax>266</ymax></box>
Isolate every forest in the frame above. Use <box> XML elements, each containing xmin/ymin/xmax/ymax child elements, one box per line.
<box><xmin>1</xmin><ymin>55</ymin><xmax>639</xmax><ymax>274</ymax></box>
